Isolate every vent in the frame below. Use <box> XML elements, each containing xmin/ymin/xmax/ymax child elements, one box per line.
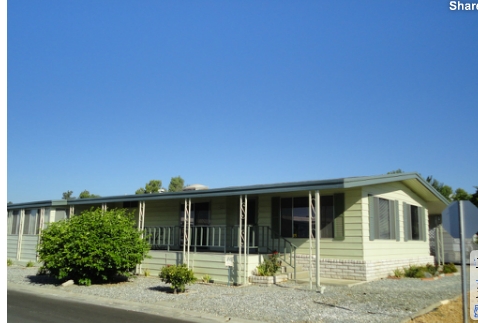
<box><xmin>183</xmin><ymin>184</ymin><xmax>209</xmax><ymax>191</ymax></box>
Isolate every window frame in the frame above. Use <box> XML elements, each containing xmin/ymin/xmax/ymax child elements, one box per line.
<box><xmin>180</xmin><ymin>202</ymin><xmax>211</xmax><ymax>226</ymax></box>
<box><xmin>274</xmin><ymin>193</ymin><xmax>345</xmax><ymax>240</ymax></box>
<box><xmin>368</xmin><ymin>196</ymin><xmax>399</xmax><ymax>241</ymax></box>
<box><xmin>403</xmin><ymin>202</ymin><xmax>426</xmax><ymax>242</ymax></box>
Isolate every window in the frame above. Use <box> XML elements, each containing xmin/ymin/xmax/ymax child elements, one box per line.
<box><xmin>55</xmin><ymin>208</ymin><xmax>69</xmax><ymax>221</ymax></box>
<box><xmin>8</xmin><ymin>210</ymin><xmax>20</xmax><ymax>235</ymax></box>
<box><xmin>273</xmin><ymin>194</ymin><xmax>345</xmax><ymax>239</ymax></box>
<box><xmin>123</xmin><ymin>201</ymin><xmax>139</xmax><ymax>208</ymax></box>
<box><xmin>368</xmin><ymin>196</ymin><xmax>399</xmax><ymax>241</ymax></box>
<box><xmin>403</xmin><ymin>203</ymin><xmax>426</xmax><ymax>241</ymax></box>
<box><xmin>180</xmin><ymin>202</ymin><xmax>210</xmax><ymax>225</ymax></box>
<box><xmin>23</xmin><ymin>209</ymin><xmax>40</xmax><ymax>235</ymax></box>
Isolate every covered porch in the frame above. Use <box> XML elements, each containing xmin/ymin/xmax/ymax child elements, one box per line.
<box><xmin>137</xmin><ymin>192</ymin><xmax>319</xmax><ymax>285</ymax></box>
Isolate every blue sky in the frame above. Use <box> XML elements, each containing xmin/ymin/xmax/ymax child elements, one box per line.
<box><xmin>7</xmin><ymin>0</ymin><xmax>478</xmax><ymax>203</ymax></box>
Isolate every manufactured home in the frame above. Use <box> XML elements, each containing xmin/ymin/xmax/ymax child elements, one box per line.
<box><xmin>7</xmin><ymin>172</ymin><xmax>449</xmax><ymax>284</ymax></box>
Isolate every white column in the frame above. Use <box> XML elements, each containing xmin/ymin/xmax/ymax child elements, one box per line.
<box><xmin>183</xmin><ymin>198</ymin><xmax>191</xmax><ymax>268</ymax></box>
<box><xmin>239</xmin><ymin>195</ymin><xmax>248</xmax><ymax>285</ymax></box>
<box><xmin>315</xmin><ymin>190</ymin><xmax>324</xmax><ymax>293</ymax></box>
<box><xmin>244</xmin><ymin>195</ymin><xmax>248</xmax><ymax>285</ymax></box>
<box><xmin>137</xmin><ymin>201</ymin><xmax>146</xmax><ymax>274</ymax></box>
<box><xmin>308</xmin><ymin>191</ymin><xmax>313</xmax><ymax>290</ymax></box>
<box><xmin>17</xmin><ymin>209</ymin><xmax>25</xmax><ymax>261</ymax></box>
<box><xmin>37</xmin><ymin>208</ymin><xmax>45</xmax><ymax>262</ymax></box>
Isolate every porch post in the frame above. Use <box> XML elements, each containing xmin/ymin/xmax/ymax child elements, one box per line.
<box><xmin>138</xmin><ymin>201</ymin><xmax>145</xmax><ymax>232</ymax></box>
<box><xmin>183</xmin><ymin>198</ymin><xmax>191</xmax><ymax>268</ymax></box>
<box><xmin>315</xmin><ymin>190</ymin><xmax>324</xmax><ymax>293</ymax></box>
<box><xmin>69</xmin><ymin>206</ymin><xmax>75</xmax><ymax>217</ymax></box>
<box><xmin>101</xmin><ymin>203</ymin><xmax>107</xmax><ymax>213</ymax></box>
<box><xmin>244</xmin><ymin>195</ymin><xmax>248</xmax><ymax>285</ymax></box>
<box><xmin>239</xmin><ymin>195</ymin><xmax>248</xmax><ymax>285</ymax></box>
<box><xmin>37</xmin><ymin>208</ymin><xmax>45</xmax><ymax>262</ymax></box>
<box><xmin>308</xmin><ymin>191</ymin><xmax>313</xmax><ymax>290</ymax></box>
<box><xmin>436</xmin><ymin>222</ymin><xmax>444</xmax><ymax>266</ymax></box>
<box><xmin>137</xmin><ymin>201</ymin><xmax>146</xmax><ymax>274</ymax></box>
<box><xmin>17</xmin><ymin>209</ymin><xmax>25</xmax><ymax>261</ymax></box>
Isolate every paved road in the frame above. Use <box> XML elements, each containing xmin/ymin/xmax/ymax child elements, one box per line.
<box><xmin>8</xmin><ymin>289</ymin><xmax>194</xmax><ymax>323</ymax></box>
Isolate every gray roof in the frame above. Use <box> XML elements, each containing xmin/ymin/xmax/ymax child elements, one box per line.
<box><xmin>7</xmin><ymin>172</ymin><xmax>449</xmax><ymax>213</ymax></box>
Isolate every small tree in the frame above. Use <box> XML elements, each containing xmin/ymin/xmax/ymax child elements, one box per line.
<box><xmin>168</xmin><ymin>176</ymin><xmax>185</xmax><ymax>192</ymax></box>
<box><xmin>37</xmin><ymin>208</ymin><xmax>150</xmax><ymax>286</ymax></box>
<box><xmin>453</xmin><ymin>188</ymin><xmax>471</xmax><ymax>201</ymax></box>
<box><xmin>136</xmin><ymin>180</ymin><xmax>163</xmax><ymax>194</ymax></box>
<box><xmin>471</xmin><ymin>187</ymin><xmax>478</xmax><ymax>208</ymax></box>
<box><xmin>79</xmin><ymin>190</ymin><xmax>101</xmax><ymax>199</ymax></box>
<box><xmin>62</xmin><ymin>190</ymin><xmax>75</xmax><ymax>200</ymax></box>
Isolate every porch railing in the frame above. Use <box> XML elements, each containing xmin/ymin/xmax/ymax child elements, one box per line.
<box><xmin>144</xmin><ymin>225</ymin><xmax>228</xmax><ymax>252</ymax></box>
<box><xmin>144</xmin><ymin>225</ymin><xmax>297</xmax><ymax>279</ymax></box>
<box><xmin>144</xmin><ymin>226</ymin><xmax>177</xmax><ymax>251</ymax></box>
<box><xmin>191</xmin><ymin>225</ymin><xmax>227</xmax><ymax>253</ymax></box>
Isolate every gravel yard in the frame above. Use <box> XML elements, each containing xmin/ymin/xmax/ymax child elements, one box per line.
<box><xmin>7</xmin><ymin>266</ymin><xmax>463</xmax><ymax>323</ymax></box>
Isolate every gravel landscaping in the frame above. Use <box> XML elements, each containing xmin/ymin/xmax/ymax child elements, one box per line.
<box><xmin>7</xmin><ymin>265</ymin><xmax>463</xmax><ymax>323</ymax></box>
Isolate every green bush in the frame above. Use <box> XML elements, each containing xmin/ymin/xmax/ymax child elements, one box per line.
<box><xmin>425</xmin><ymin>263</ymin><xmax>438</xmax><ymax>276</ymax></box>
<box><xmin>256</xmin><ymin>251</ymin><xmax>281</xmax><ymax>276</ymax></box>
<box><xmin>403</xmin><ymin>265</ymin><xmax>426</xmax><ymax>278</ymax></box>
<box><xmin>159</xmin><ymin>264</ymin><xmax>197</xmax><ymax>293</ymax></box>
<box><xmin>7</xmin><ymin>259</ymin><xmax>13</xmax><ymax>266</ymax></box>
<box><xmin>37</xmin><ymin>207</ymin><xmax>150</xmax><ymax>286</ymax></box>
<box><xmin>26</xmin><ymin>261</ymin><xmax>35</xmax><ymax>267</ymax></box>
<box><xmin>392</xmin><ymin>268</ymin><xmax>403</xmax><ymax>278</ymax></box>
<box><xmin>443</xmin><ymin>263</ymin><xmax>458</xmax><ymax>274</ymax></box>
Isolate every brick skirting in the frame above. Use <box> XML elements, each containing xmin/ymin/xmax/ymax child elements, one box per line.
<box><xmin>296</xmin><ymin>255</ymin><xmax>435</xmax><ymax>281</ymax></box>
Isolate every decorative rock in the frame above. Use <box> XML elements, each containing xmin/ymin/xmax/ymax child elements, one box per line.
<box><xmin>61</xmin><ymin>280</ymin><xmax>75</xmax><ymax>287</ymax></box>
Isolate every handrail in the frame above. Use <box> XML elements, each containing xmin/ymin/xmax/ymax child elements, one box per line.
<box><xmin>260</xmin><ymin>226</ymin><xmax>297</xmax><ymax>280</ymax></box>
<box><xmin>231</xmin><ymin>225</ymin><xmax>297</xmax><ymax>280</ymax></box>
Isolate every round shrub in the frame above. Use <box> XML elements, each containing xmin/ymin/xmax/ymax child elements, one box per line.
<box><xmin>38</xmin><ymin>207</ymin><xmax>150</xmax><ymax>286</ymax></box>
<box><xmin>159</xmin><ymin>264</ymin><xmax>197</xmax><ymax>293</ymax></box>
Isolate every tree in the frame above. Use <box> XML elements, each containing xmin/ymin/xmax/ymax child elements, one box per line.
<box><xmin>62</xmin><ymin>190</ymin><xmax>75</xmax><ymax>200</ymax></box>
<box><xmin>135</xmin><ymin>180</ymin><xmax>162</xmax><ymax>194</ymax></box>
<box><xmin>452</xmin><ymin>188</ymin><xmax>471</xmax><ymax>201</ymax></box>
<box><xmin>37</xmin><ymin>207</ymin><xmax>150</xmax><ymax>286</ymax></box>
<box><xmin>79</xmin><ymin>190</ymin><xmax>101</xmax><ymax>199</ymax></box>
<box><xmin>471</xmin><ymin>187</ymin><xmax>478</xmax><ymax>208</ymax></box>
<box><xmin>425</xmin><ymin>176</ymin><xmax>453</xmax><ymax>201</ymax></box>
<box><xmin>168</xmin><ymin>176</ymin><xmax>185</xmax><ymax>192</ymax></box>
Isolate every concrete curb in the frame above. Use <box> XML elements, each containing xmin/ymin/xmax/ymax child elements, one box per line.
<box><xmin>7</xmin><ymin>282</ymin><xmax>262</xmax><ymax>323</ymax></box>
<box><xmin>399</xmin><ymin>295</ymin><xmax>463</xmax><ymax>323</ymax></box>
